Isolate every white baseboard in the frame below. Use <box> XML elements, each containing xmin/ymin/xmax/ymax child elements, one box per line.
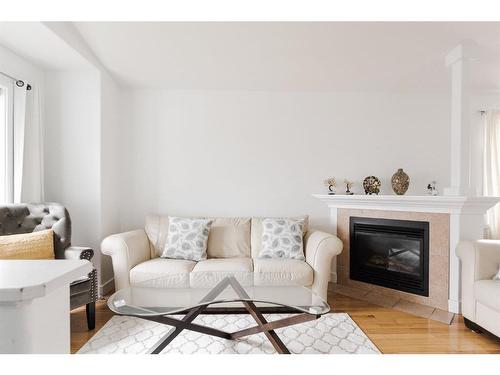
<box><xmin>448</xmin><ymin>299</ymin><xmax>461</xmax><ymax>314</ymax></box>
<box><xmin>330</xmin><ymin>271</ymin><xmax>338</xmax><ymax>283</ymax></box>
<box><xmin>99</xmin><ymin>277</ymin><xmax>115</xmax><ymax>297</ymax></box>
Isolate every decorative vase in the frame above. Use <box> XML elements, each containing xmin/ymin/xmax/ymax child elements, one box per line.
<box><xmin>363</xmin><ymin>176</ymin><xmax>381</xmax><ymax>195</ymax></box>
<box><xmin>391</xmin><ymin>168</ymin><xmax>409</xmax><ymax>195</ymax></box>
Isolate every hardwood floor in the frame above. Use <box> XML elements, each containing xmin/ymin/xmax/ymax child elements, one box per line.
<box><xmin>70</xmin><ymin>289</ymin><xmax>500</xmax><ymax>354</ymax></box>
<box><xmin>328</xmin><ymin>291</ymin><xmax>500</xmax><ymax>354</ymax></box>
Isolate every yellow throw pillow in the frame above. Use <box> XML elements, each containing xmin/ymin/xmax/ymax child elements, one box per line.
<box><xmin>0</xmin><ymin>229</ymin><xmax>55</xmax><ymax>260</ymax></box>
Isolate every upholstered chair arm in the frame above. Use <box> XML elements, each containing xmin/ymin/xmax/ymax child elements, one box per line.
<box><xmin>64</xmin><ymin>246</ymin><xmax>94</xmax><ymax>261</ymax></box>
<box><xmin>456</xmin><ymin>240</ymin><xmax>500</xmax><ymax>320</ymax></box>
<box><xmin>305</xmin><ymin>230</ymin><xmax>343</xmax><ymax>301</ymax></box>
<box><xmin>101</xmin><ymin>229</ymin><xmax>151</xmax><ymax>291</ymax></box>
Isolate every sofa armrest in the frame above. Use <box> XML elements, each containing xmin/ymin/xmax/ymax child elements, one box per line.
<box><xmin>64</xmin><ymin>246</ymin><xmax>94</xmax><ymax>261</ymax></box>
<box><xmin>101</xmin><ymin>229</ymin><xmax>151</xmax><ymax>291</ymax></box>
<box><xmin>456</xmin><ymin>240</ymin><xmax>500</xmax><ymax>320</ymax></box>
<box><xmin>305</xmin><ymin>230</ymin><xmax>343</xmax><ymax>301</ymax></box>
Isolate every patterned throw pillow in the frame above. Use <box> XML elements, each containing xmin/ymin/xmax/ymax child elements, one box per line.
<box><xmin>259</xmin><ymin>218</ymin><xmax>305</xmax><ymax>260</ymax></box>
<box><xmin>162</xmin><ymin>217</ymin><xmax>212</xmax><ymax>261</ymax></box>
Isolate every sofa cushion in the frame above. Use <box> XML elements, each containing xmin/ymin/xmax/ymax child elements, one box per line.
<box><xmin>207</xmin><ymin>217</ymin><xmax>251</xmax><ymax>258</ymax></box>
<box><xmin>145</xmin><ymin>215</ymin><xmax>169</xmax><ymax>258</ymax></box>
<box><xmin>474</xmin><ymin>280</ymin><xmax>500</xmax><ymax>312</ymax></box>
<box><xmin>190</xmin><ymin>258</ymin><xmax>253</xmax><ymax>288</ymax></box>
<box><xmin>251</xmin><ymin>216</ymin><xmax>309</xmax><ymax>258</ymax></box>
<box><xmin>146</xmin><ymin>215</ymin><xmax>252</xmax><ymax>259</ymax></box>
<box><xmin>130</xmin><ymin>258</ymin><xmax>196</xmax><ymax>288</ymax></box>
<box><xmin>253</xmin><ymin>258</ymin><xmax>313</xmax><ymax>286</ymax></box>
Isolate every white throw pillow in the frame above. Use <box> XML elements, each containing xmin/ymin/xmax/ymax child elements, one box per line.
<box><xmin>493</xmin><ymin>265</ymin><xmax>500</xmax><ymax>281</ymax></box>
<box><xmin>259</xmin><ymin>218</ymin><xmax>305</xmax><ymax>260</ymax></box>
<box><xmin>162</xmin><ymin>217</ymin><xmax>212</xmax><ymax>261</ymax></box>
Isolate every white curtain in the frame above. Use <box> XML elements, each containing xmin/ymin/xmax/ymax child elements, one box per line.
<box><xmin>483</xmin><ymin>110</ymin><xmax>500</xmax><ymax>239</ymax></box>
<box><xmin>13</xmin><ymin>83</ymin><xmax>44</xmax><ymax>203</ymax></box>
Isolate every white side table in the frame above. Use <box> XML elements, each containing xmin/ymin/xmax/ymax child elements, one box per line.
<box><xmin>0</xmin><ymin>259</ymin><xmax>93</xmax><ymax>354</ymax></box>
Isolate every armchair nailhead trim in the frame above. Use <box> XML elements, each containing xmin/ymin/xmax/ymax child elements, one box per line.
<box><xmin>89</xmin><ymin>268</ymin><xmax>98</xmax><ymax>302</ymax></box>
<box><xmin>77</xmin><ymin>249</ymin><xmax>97</xmax><ymax>302</ymax></box>
<box><xmin>79</xmin><ymin>249</ymin><xmax>94</xmax><ymax>261</ymax></box>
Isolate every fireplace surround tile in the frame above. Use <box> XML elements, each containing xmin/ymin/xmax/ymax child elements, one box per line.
<box><xmin>430</xmin><ymin>308</ymin><xmax>455</xmax><ymax>325</ymax></box>
<box><xmin>393</xmin><ymin>300</ymin><xmax>435</xmax><ymax>319</ymax></box>
<box><xmin>333</xmin><ymin>284</ymin><xmax>370</xmax><ymax>300</ymax></box>
<box><xmin>330</xmin><ymin>282</ymin><xmax>455</xmax><ymax>324</ymax></box>
<box><xmin>362</xmin><ymin>291</ymin><xmax>399</xmax><ymax>308</ymax></box>
<box><xmin>337</xmin><ymin>208</ymin><xmax>450</xmax><ymax>311</ymax></box>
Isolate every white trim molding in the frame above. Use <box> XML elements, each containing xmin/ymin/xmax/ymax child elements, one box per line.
<box><xmin>330</xmin><ymin>271</ymin><xmax>338</xmax><ymax>283</ymax></box>
<box><xmin>99</xmin><ymin>277</ymin><xmax>115</xmax><ymax>297</ymax></box>
<box><xmin>312</xmin><ymin>194</ymin><xmax>500</xmax><ymax>215</ymax></box>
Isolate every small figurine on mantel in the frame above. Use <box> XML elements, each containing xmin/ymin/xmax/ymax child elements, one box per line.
<box><xmin>344</xmin><ymin>179</ymin><xmax>354</xmax><ymax>195</ymax></box>
<box><xmin>427</xmin><ymin>181</ymin><xmax>439</xmax><ymax>196</ymax></box>
<box><xmin>324</xmin><ymin>177</ymin><xmax>336</xmax><ymax>195</ymax></box>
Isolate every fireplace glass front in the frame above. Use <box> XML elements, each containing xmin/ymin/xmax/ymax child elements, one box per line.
<box><xmin>349</xmin><ymin>217</ymin><xmax>429</xmax><ymax>296</ymax></box>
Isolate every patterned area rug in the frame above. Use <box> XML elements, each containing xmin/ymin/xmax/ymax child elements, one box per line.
<box><xmin>78</xmin><ymin>313</ymin><xmax>380</xmax><ymax>354</ymax></box>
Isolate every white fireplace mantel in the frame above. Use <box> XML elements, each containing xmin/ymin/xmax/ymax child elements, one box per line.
<box><xmin>313</xmin><ymin>193</ymin><xmax>500</xmax><ymax>313</ymax></box>
<box><xmin>312</xmin><ymin>194</ymin><xmax>500</xmax><ymax>215</ymax></box>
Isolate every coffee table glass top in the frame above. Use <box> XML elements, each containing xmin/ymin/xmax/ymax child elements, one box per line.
<box><xmin>108</xmin><ymin>277</ymin><xmax>330</xmax><ymax>317</ymax></box>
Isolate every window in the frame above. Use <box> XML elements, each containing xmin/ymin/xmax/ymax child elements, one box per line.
<box><xmin>0</xmin><ymin>73</ymin><xmax>14</xmax><ymax>204</ymax></box>
<box><xmin>483</xmin><ymin>110</ymin><xmax>500</xmax><ymax>239</ymax></box>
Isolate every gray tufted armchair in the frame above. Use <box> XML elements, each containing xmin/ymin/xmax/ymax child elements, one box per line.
<box><xmin>0</xmin><ymin>203</ymin><xmax>97</xmax><ymax>330</ymax></box>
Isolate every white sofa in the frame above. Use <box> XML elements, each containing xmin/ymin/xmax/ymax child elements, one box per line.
<box><xmin>102</xmin><ymin>215</ymin><xmax>343</xmax><ymax>300</ymax></box>
<box><xmin>457</xmin><ymin>240</ymin><xmax>500</xmax><ymax>338</ymax></box>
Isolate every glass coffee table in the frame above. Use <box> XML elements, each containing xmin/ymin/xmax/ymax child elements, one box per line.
<box><xmin>108</xmin><ymin>276</ymin><xmax>330</xmax><ymax>354</ymax></box>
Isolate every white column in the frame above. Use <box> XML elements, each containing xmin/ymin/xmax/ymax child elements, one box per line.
<box><xmin>444</xmin><ymin>44</ymin><xmax>476</xmax><ymax>197</ymax></box>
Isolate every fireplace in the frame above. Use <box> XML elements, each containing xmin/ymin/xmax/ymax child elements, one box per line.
<box><xmin>349</xmin><ymin>217</ymin><xmax>429</xmax><ymax>296</ymax></box>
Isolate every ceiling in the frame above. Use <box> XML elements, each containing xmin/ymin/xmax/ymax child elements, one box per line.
<box><xmin>0</xmin><ymin>22</ymin><xmax>90</xmax><ymax>71</ymax></box>
<box><xmin>1</xmin><ymin>22</ymin><xmax>500</xmax><ymax>91</ymax></box>
<box><xmin>72</xmin><ymin>22</ymin><xmax>500</xmax><ymax>91</ymax></box>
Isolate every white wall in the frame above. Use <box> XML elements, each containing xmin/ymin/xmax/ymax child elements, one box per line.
<box><xmin>43</xmin><ymin>69</ymin><xmax>124</xmax><ymax>292</ymax></box>
<box><xmin>39</xmin><ymin>23</ymin><xmax>123</xmax><ymax>293</ymax></box>
<box><xmin>44</xmin><ymin>70</ymin><xmax>102</xmax><ymax>264</ymax></box>
<box><xmin>120</xmin><ymin>90</ymin><xmax>451</xmax><ymax>233</ymax></box>
<box><xmin>43</xmin><ymin>70</ymin><xmax>123</xmax><ymax>292</ymax></box>
<box><xmin>99</xmin><ymin>72</ymin><xmax>123</xmax><ymax>291</ymax></box>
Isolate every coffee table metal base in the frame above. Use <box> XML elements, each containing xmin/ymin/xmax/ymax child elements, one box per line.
<box><xmin>140</xmin><ymin>277</ymin><xmax>321</xmax><ymax>354</ymax></box>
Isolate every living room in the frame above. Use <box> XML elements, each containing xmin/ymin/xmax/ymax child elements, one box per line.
<box><xmin>1</xmin><ymin>1</ymin><xmax>500</xmax><ymax>372</ymax></box>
